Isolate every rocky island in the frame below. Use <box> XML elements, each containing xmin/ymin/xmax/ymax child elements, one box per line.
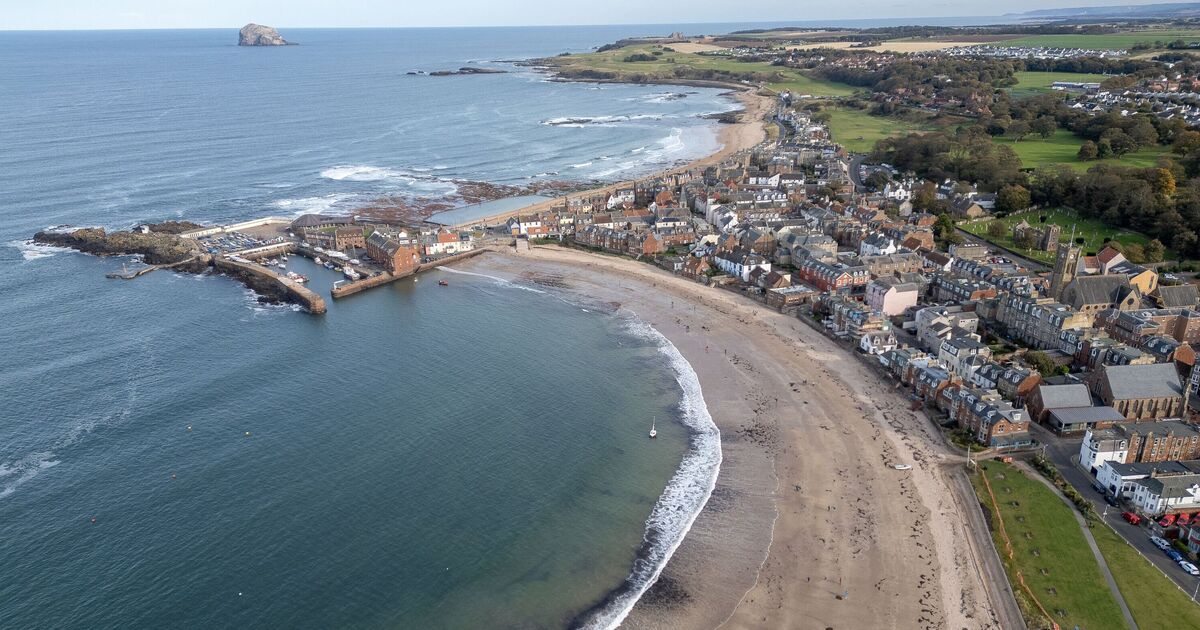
<box><xmin>238</xmin><ymin>23</ymin><xmax>290</xmax><ymax>47</ymax></box>
<box><xmin>426</xmin><ymin>67</ymin><xmax>507</xmax><ymax>77</ymax></box>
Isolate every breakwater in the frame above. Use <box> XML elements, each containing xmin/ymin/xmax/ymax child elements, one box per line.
<box><xmin>330</xmin><ymin>248</ymin><xmax>487</xmax><ymax>299</ymax></box>
<box><xmin>213</xmin><ymin>256</ymin><xmax>327</xmax><ymax>314</ymax></box>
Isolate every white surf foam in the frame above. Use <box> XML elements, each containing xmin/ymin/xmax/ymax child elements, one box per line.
<box><xmin>582</xmin><ymin>318</ymin><xmax>722</xmax><ymax>630</ymax></box>
<box><xmin>0</xmin><ymin>453</ymin><xmax>60</xmax><ymax>499</ymax></box>
<box><xmin>9</xmin><ymin>239</ymin><xmax>75</xmax><ymax>261</ymax></box>
<box><xmin>274</xmin><ymin>194</ymin><xmax>357</xmax><ymax>216</ymax></box>
<box><xmin>437</xmin><ymin>266</ymin><xmax>546</xmax><ymax>294</ymax></box>
<box><xmin>320</xmin><ymin>165</ymin><xmax>458</xmax><ymax>197</ymax></box>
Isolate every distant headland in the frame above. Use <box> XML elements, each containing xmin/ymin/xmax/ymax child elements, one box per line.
<box><xmin>239</xmin><ymin>24</ymin><xmax>291</xmax><ymax>47</ymax></box>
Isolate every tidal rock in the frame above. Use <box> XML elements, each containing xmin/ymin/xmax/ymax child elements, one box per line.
<box><xmin>239</xmin><ymin>23</ymin><xmax>290</xmax><ymax>47</ymax></box>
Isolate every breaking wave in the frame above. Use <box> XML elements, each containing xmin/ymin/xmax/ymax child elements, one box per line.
<box><xmin>319</xmin><ymin>165</ymin><xmax>459</xmax><ymax>197</ymax></box>
<box><xmin>9</xmin><ymin>239</ymin><xmax>76</xmax><ymax>261</ymax></box>
<box><xmin>572</xmin><ymin>318</ymin><xmax>721</xmax><ymax>629</ymax></box>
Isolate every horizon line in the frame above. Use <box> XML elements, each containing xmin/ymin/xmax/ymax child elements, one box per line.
<box><xmin>0</xmin><ymin>14</ymin><xmax>1023</xmax><ymax>33</ymax></box>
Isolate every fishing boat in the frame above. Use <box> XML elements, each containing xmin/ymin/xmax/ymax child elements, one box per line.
<box><xmin>438</xmin><ymin>280</ymin><xmax>448</xmax><ymax>286</ymax></box>
<box><xmin>649</xmin><ymin>417</ymin><xmax>657</xmax><ymax>439</ymax></box>
<box><xmin>313</xmin><ymin>257</ymin><xmax>323</xmax><ymax>265</ymax></box>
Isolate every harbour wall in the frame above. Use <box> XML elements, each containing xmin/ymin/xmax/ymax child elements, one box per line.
<box><xmin>214</xmin><ymin>256</ymin><xmax>327</xmax><ymax>314</ymax></box>
<box><xmin>330</xmin><ymin>248</ymin><xmax>487</xmax><ymax>299</ymax></box>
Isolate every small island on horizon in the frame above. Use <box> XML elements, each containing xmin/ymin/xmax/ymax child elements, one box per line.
<box><xmin>239</xmin><ymin>23</ymin><xmax>291</xmax><ymax>46</ymax></box>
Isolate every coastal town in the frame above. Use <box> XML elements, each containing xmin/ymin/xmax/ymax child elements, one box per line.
<box><xmin>26</xmin><ymin>13</ymin><xmax>1200</xmax><ymax>630</ymax></box>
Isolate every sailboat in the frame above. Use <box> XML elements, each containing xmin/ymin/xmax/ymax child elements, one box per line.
<box><xmin>649</xmin><ymin>417</ymin><xmax>657</xmax><ymax>439</ymax></box>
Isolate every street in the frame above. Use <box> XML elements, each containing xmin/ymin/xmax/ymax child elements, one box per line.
<box><xmin>1032</xmin><ymin>423</ymin><xmax>1200</xmax><ymax>600</ymax></box>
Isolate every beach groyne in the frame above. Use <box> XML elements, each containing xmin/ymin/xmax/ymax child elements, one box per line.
<box><xmin>214</xmin><ymin>256</ymin><xmax>326</xmax><ymax>314</ymax></box>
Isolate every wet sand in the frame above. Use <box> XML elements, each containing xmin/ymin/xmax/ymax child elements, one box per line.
<box><xmin>457</xmin><ymin>246</ymin><xmax>1005</xmax><ymax>630</ymax></box>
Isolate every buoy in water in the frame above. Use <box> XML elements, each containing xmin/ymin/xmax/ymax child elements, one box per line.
<box><xmin>170</xmin><ymin>473</ymin><xmax>177</xmax><ymax>480</ymax></box>
<box><xmin>90</xmin><ymin>517</ymin><xmax>96</xmax><ymax>524</ymax></box>
<box><xmin>244</xmin><ymin>432</ymin><xmax>251</xmax><ymax>437</ymax></box>
<box><xmin>186</xmin><ymin>425</ymin><xmax>192</xmax><ymax>431</ymax></box>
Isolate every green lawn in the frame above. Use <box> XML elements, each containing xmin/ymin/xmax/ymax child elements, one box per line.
<box><xmin>1008</xmin><ymin>71</ymin><xmax>1110</xmax><ymax>99</ymax></box>
<box><xmin>546</xmin><ymin>44</ymin><xmax>858</xmax><ymax>97</ymax></box>
<box><xmin>1092</xmin><ymin>524</ymin><xmax>1200</xmax><ymax>627</ymax></box>
<box><xmin>1004</xmin><ymin>30</ymin><xmax>1200</xmax><ymax>50</ymax></box>
<box><xmin>961</xmin><ymin>207</ymin><xmax>1156</xmax><ymax>264</ymax></box>
<box><xmin>825</xmin><ymin>107</ymin><xmax>937</xmax><ymax>153</ymax></box>
<box><xmin>993</xmin><ymin>129</ymin><xmax>1172</xmax><ymax>171</ymax></box>
<box><xmin>972</xmin><ymin>461</ymin><xmax>1125</xmax><ymax>630</ymax></box>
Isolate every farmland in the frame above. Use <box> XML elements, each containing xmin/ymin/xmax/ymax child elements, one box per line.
<box><xmin>1003</xmin><ymin>30</ymin><xmax>1200</xmax><ymax>50</ymax></box>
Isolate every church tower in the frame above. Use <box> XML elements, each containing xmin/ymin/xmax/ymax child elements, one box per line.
<box><xmin>1049</xmin><ymin>242</ymin><xmax>1080</xmax><ymax>301</ymax></box>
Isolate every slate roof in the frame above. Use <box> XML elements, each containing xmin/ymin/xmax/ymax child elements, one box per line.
<box><xmin>1102</xmin><ymin>363</ymin><xmax>1184</xmax><ymax>400</ymax></box>
<box><xmin>1157</xmin><ymin>284</ymin><xmax>1200</xmax><ymax>308</ymax></box>
<box><xmin>1048</xmin><ymin>405</ymin><xmax>1124</xmax><ymax>426</ymax></box>
<box><xmin>1063</xmin><ymin>274</ymin><xmax>1132</xmax><ymax>308</ymax></box>
<box><xmin>1038</xmin><ymin>383</ymin><xmax>1094</xmax><ymax>409</ymax></box>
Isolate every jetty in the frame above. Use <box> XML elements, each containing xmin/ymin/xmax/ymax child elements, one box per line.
<box><xmin>330</xmin><ymin>248</ymin><xmax>486</xmax><ymax>299</ymax></box>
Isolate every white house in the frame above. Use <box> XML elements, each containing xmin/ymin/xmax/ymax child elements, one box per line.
<box><xmin>713</xmin><ymin>248</ymin><xmax>771</xmax><ymax>282</ymax></box>
<box><xmin>860</xmin><ymin>329</ymin><xmax>898</xmax><ymax>355</ymax></box>
<box><xmin>859</xmin><ymin>233</ymin><xmax>900</xmax><ymax>257</ymax></box>
<box><xmin>1079</xmin><ymin>426</ymin><xmax>1131</xmax><ymax>473</ymax></box>
<box><xmin>1097</xmin><ymin>460</ymin><xmax>1195</xmax><ymax>498</ymax></box>
<box><xmin>1129</xmin><ymin>473</ymin><xmax>1200</xmax><ymax>517</ymax></box>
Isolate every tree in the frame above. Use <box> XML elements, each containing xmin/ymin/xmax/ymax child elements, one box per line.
<box><xmin>1172</xmin><ymin>130</ymin><xmax>1200</xmax><ymax>155</ymax></box>
<box><xmin>1007</xmin><ymin>121</ymin><xmax>1031</xmax><ymax>142</ymax></box>
<box><xmin>864</xmin><ymin>170</ymin><xmax>892</xmax><ymax>191</ymax></box>
<box><xmin>996</xmin><ymin>184</ymin><xmax>1032</xmax><ymax>215</ymax></box>
<box><xmin>1031</xmin><ymin>116</ymin><xmax>1057</xmax><ymax>139</ymax></box>
<box><xmin>1078</xmin><ymin>140</ymin><xmax>1099</xmax><ymax>161</ymax></box>
<box><xmin>1125</xmin><ymin>243</ymin><xmax>1146</xmax><ymax>263</ymax></box>
<box><xmin>987</xmin><ymin>220</ymin><xmax>1006</xmax><ymax>238</ymax></box>
<box><xmin>1025</xmin><ymin>350</ymin><xmax>1060</xmax><ymax>377</ymax></box>
<box><xmin>1129</xmin><ymin>119</ymin><xmax>1159</xmax><ymax>148</ymax></box>
<box><xmin>1144</xmin><ymin>239</ymin><xmax>1166</xmax><ymax>263</ymax></box>
<box><xmin>1101</xmin><ymin>129</ymin><xmax>1137</xmax><ymax>157</ymax></box>
<box><xmin>1097</xmin><ymin>138</ymin><xmax>1114</xmax><ymax>159</ymax></box>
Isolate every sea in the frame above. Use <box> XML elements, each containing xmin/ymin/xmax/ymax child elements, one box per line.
<box><xmin>0</xmin><ymin>20</ymin><xmax>1004</xmax><ymax>628</ymax></box>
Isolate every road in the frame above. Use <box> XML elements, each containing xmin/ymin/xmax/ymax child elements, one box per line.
<box><xmin>954</xmin><ymin>226</ymin><xmax>1049</xmax><ymax>272</ymax></box>
<box><xmin>848</xmin><ymin>154</ymin><xmax>866</xmax><ymax>192</ymax></box>
<box><xmin>1032</xmin><ymin>423</ymin><xmax>1200</xmax><ymax>600</ymax></box>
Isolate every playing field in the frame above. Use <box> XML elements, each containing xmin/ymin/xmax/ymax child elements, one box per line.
<box><xmin>1008</xmin><ymin>71</ymin><xmax>1110</xmax><ymax>99</ymax></box>
<box><xmin>825</xmin><ymin>107</ymin><xmax>937</xmax><ymax>153</ymax></box>
<box><xmin>993</xmin><ymin>130</ymin><xmax>1171</xmax><ymax>171</ymax></box>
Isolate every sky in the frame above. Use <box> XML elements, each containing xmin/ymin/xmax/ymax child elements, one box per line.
<box><xmin>0</xmin><ymin>0</ymin><xmax>1179</xmax><ymax>30</ymax></box>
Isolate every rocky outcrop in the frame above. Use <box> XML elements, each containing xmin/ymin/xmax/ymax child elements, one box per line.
<box><xmin>427</xmin><ymin>67</ymin><xmax>507</xmax><ymax>77</ymax></box>
<box><xmin>239</xmin><ymin>24</ymin><xmax>289</xmax><ymax>46</ymax></box>
<box><xmin>34</xmin><ymin>227</ymin><xmax>200</xmax><ymax>265</ymax></box>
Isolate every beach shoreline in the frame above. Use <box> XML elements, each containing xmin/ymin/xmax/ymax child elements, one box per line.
<box><xmin>456</xmin><ymin>246</ymin><xmax>1004</xmax><ymax>630</ymax></box>
<box><xmin>435</xmin><ymin>88</ymin><xmax>772</xmax><ymax>229</ymax></box>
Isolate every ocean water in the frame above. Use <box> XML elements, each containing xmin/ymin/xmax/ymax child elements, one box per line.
<box><xmin>0</xmin><ymin>26</ymin><xmax>731</xmax><ymax>628</ymax></box>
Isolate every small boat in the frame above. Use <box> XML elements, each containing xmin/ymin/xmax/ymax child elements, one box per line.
<box><xmin>438</xmin><ymin>280</ymin><xmax>448</xmax><ymax>286</ymax></box>
<box><xmin>649</xmin><ymin>417</ymin><xmax>657</xmax><ymax>439</ymax></box>
<box><xmin>314</xmin><ymin>257</ymin><xmax>323</xmax><ymax>265</ymax></box>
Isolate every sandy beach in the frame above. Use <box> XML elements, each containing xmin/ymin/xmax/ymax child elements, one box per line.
<box><xmin>457</xmin><ymin>245</ymin><xmax>1015</xmax><ymax>630</ymax></box>
<box><xmin>443</xmin><ymin>88</ymin><xmax>772</xmax><ymax>229</ymax></box>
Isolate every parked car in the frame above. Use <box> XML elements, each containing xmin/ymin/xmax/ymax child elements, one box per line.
<box><xmin>1150</xmin><ymin>536</ymin><xmax>1171</xmax><ymax>551</ymax></box>
<box><xmin>1122</xmin><ymin>511</ymin><xmax>1141</xmax><ymax>525</ymax></box>
<box><xmin>1180</xmin><ymin>560</ymin><xmax>1200</xmax><ymax>577</ymax></box>
<box><xmin>1167</xmin><ymin>549</ymin><xmax>1184</xmax><ymax>563</ymax></box>
<box><xmin>1104</xmin><ymin>494</ymin><xmax>1119</xmax><ymax>507</ymax></box>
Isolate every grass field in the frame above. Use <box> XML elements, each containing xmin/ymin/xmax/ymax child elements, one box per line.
<box><xmin>825</xmin><ymin>107</ymin><xmax>938</xmax><ymax>153</ymax></box>
<box><xmin>1004</xmin><ymin>30</ymin><xmax>1200</xmax><ymax>50</ymax></box>
<box><xmin>1008</xmin><ymin>71</ymin><xmax>1110</xmax><ymax>99</ymax></box>
<box><xmin>993</xmin><ymin>129</ymin><xmax>1172</xmax><ymax>171</ymax></box>
<box><xmin>972</xmin><ymin>461</ymin><xmax>1125</xmax><ymax>630</ymax></box>
<box><xmin>545</xmin><ymin>44</ymin><xmax>858</xmax><ymax>97</ymax></box>
<box><xmin>961</xmin><ymin>207</ymin><xmax>1155</xmax><ymax>263</ymax></box>
<box><xmin>1091</xmin><ymin>525</ymin><xmax>1200</xmax><ymax>627</ymax></box>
